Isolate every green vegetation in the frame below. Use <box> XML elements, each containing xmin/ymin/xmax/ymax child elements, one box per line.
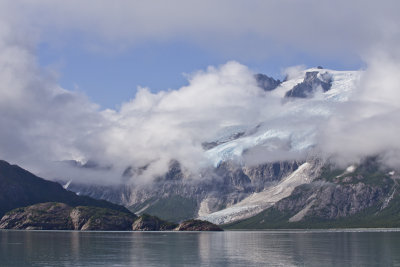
<box><xmin>132</xmin><ymin>214</ymin><xmax>178</xmax><ymax>230</ymax></box>
<box><xmin>177</xmin><ymin>219</ymin><xmax>223</xmax><ymax>231</ymax></box>
<box><xmin>130</xmin><ymin>195</ymin><xmax>198</xmax><ymax>222</ymax></box>
<box><xmin>317</xmin><ymin>158</ymin><xmax>393</xmax><ymax>187</ymax></box>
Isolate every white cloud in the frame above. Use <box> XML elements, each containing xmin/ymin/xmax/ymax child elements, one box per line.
<box><xmin>1</xmin><ymin>0</ymin><xmax>400</xmax><ymax>185</ymax></box>
<box><xmin>317</xmin><ymin>50</ymin><xmax>400</xmax><ymax>168</ymax></box>
<box><xmin>2</xmin><ymin>0</ymin><xmax>400</xmax><ymax>60</ymax></box>
<box><xmin>84</xmin><ymin>61</ymin><xmax>274</xmax><ymax>180</ymax></box>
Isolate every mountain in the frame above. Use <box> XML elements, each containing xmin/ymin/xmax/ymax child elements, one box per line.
<box><xmin>0</xmin><ymin>160</ymin><xmax>130</xmax><ymax>217</ymax></box>
<box><xmin>255</xmin><ymin>73</ymin><xmax>282</xmax><ymax>91</ymax></box>
<box><xmin>0</xmin><ymin>159</ymin><xmax>225</xmax><ymax>231</ymax></box>
<box><xmin>58</xmin><ymin>68</ymin><xmax>362</xmax><ymax>224</ymax></box>
<box><xmin>285</xmin><ymin>70</ymin><xmax>332</xmax><ymax>98</ymax></box>
<box><xmin>199</xmin><ymin>160</ymin><xmax>323</xmax><ymax>224</ymax></box>
<box><xmin>52</xmin><ymin>67</ymin><xmax>400</xmax><ymax>229</ymax></box>
<box><xmin>6</xmin><ymin>67</ymin><xmax>394</xmax><ymax>229</ymax></box>
<box><xmin>65</xmin><ymin>160</ymin><xmax>302</xmax><ymax>223</ymax></box>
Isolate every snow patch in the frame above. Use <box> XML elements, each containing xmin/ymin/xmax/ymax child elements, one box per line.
<box><xmin>346</xmin><ymin>165</ymin><xmax>356</xmax><ymax>173</ymax></box>
<box><xmin>63</xmin><ymin>180</ymin><xmax>72</xmax><ymax>189</ymax></box>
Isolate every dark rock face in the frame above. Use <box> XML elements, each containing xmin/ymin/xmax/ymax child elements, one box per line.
<box><xmin>255</xmin><ymin>74</ymin><xmax>281</xmax><ymax>91</ymax></box>
<box><xmin>285</xmin><ymin>71</ymin><xmax>332</xmax><ymax>98</ymax></box>
<box><xmin>243</xmin><ymin>161</ymin><xmax>300</xmax><ymax>191</ymax></box>
<box><xmin>131</xmin><ymin>214</ymin><xmax>177</xmax><ymax>231</ymax></box>
<box><xmin>176</xmin><ymin>219</ymin><xmax>223</xmax><ymax>231</ymax></box>
<box><xmin>0</xmin><ymin>202</ymin><xmax>137</xmax><ymax>230</ymax></box>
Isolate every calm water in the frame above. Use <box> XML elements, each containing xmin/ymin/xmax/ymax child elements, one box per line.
<box><xmin>1</xmin><ymin>229</ymin><xmax>400</xmax><ymax>266</ymax></box>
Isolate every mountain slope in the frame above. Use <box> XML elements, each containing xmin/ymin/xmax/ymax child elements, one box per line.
<box><xmin>199</xmin><ymin>160</ymin><xmax>323</xmax><ymax>224</ymax></box>
<box><xmin>0</xmin><ymin>160</ymin><xmax>131</xmax><ymax>217</ymax></box>
<box><xmin>225</xmin><ymin>159</ymin><xmax>400</xmax><ymax>229</ymax></box>
<box><xmin>65</xmin><ymin>160</ymin><xmax>301</xmax><ymax>222</ymax></box>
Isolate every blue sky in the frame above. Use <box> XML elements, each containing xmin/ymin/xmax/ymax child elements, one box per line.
<box><xmin>29</xmin><ymin>0</ymin><xmax>376</xmax><ymax>110</ymax></box>
<box><xmin>38</xmin><ymin>38</ymin><xmax>364</xmax><ymax>109</ymax></box>
<box><xmin>38</xmin><ymin>41</ymin><xmax>362</xmax><ymax>108</ymax></box>
<box><xmin>2</xmin><ymin>0</ymin><xmax>397</xmax><ymax>112</ymax></box>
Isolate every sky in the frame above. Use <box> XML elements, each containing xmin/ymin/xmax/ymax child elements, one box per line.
<box><xmin>30</xmin><ymin>0</ymin><xmax>372</xmax><ymax>109</ymax></box>
<box><xmin>38</xmin><ymin>38</ymin><xmax>362</xmax><ymax>109</ymax></box>
<box><xmin>1</xmin><ymin>0</ymin><xmax>400</xmax><ymax>184</ymax></box>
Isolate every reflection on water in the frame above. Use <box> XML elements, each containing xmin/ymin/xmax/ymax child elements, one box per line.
<box><xmin>1</xmin><ymin>229</ymin><xmax>400</xmax><ymax>266</ymax></box>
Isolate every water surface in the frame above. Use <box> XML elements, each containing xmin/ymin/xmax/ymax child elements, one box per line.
<box><xmin>1</xmin><ymin>229</ymin><xmax>400</xmax><ymax>266</ymax></box>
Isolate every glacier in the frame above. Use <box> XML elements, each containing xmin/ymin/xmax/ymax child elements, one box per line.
<box><xmin>205</xmin><ymin>68</ymin><xmax>361</xmax><ymax>168</ymax></box>
<box><xmin>200</xmin><ymin>68</ymin><xmax>362</xmax><ymax>224</ymax></box>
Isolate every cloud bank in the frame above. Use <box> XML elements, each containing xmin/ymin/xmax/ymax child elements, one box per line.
<box><xmin>1</xmin><ymin>1</ymin><xmax>400</xmax><ymax>184</ymax></box>
<box><xmin>2</xmin><ymin>0</ymin><xmax>400</xmax><ymax>61</ymax></box>
<box><xmin>317</xmin><ymin>50</ymin><xmax>400</xmax><ymax>168</ymax></box>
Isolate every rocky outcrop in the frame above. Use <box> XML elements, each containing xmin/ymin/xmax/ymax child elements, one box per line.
<box><xmin>0</xmin><ymin>202</ymin><xmax>137</xmax><ymax>230</ymax></box>
<box><xmin>69</xmin><ymin>206</ymin><xmax>136</xmax><ymax>231</ymax></box>
<box><xmin>175</xmin><ymin>219</ymin><xmax>223</xmax><ymax>231</ymax></box>
<box><xmin>285</xmin><ymin>71</ymin><xmax>332</xmax><ymax>98</ymax></box>
<box><xmin>131</xmin><ymin>214</ymin><xmax>177</xmax><ymax>231</ymax></box>
<box><xmin>0</xmin><ymin>203</ymin><xmax>74</xmax><ymax>230</ymax></box>
<box><xmin>254</xmin><ymin>73</ymin><xmax>281</xmax><ymax>91</ymax></box>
